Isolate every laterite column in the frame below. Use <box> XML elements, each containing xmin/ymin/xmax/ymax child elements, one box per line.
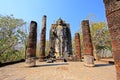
<box><xmin>82</xmin><ymin>20</ymin><xmax>94</xmax><ymax>67</ymax></box>
<box><xmin>39</xmin><ymin>15</ymin><xmax>47</xmax><ymax>61</ymax></box>
<box><xmin>103</xmin><ymin>0</ymin><xmax>120</xmax><ymax>79</ymax></box>
<box><xmin>26</xmin><ymin>21</ymin><xmax>37</xmax><ymax>67</ymax></box>
<box><xmin>75</xmin><ymin>33</ymin><xmax>82</xmax><ymax>61</ymax></box>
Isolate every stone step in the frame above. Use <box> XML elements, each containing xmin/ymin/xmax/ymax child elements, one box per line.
<box><xmin>99</xmin><ymin>58</ymin><xmax>114</xmax><ymax>64</ymax></box>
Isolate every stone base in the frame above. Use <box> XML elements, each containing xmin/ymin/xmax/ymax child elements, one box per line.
<box><xmin>68</xmin><ymin>56</ymin><xmax>74</xmax><ymax>61</ymax></box>
<box><xmin>25</xmin><ymin>57</ymin><xmax>36</xmax><ymax>67</ymax></box>
<box><xmin>63</xmin><ymin>52</ymin><xmax>69</xmax><ymax>61</ymax></box>
<box><xmin>46</xmin><ymin>59</ymin><xmax>54</xmax><ymax>63</ymax></box>
<box><xmin>84</xmin><ymin>55</ymin><xmax>94</xmax><ymax>67</ymax></box>
<box><xmin>79</xmin><ymin>59</ymin><xmax>82</xmax><ymax>62</ymax></box>
<box><xmin>39</xmin><ymin>59</ymin><xmax>44</xmax><ymax>62</ymax></box>
<box><xmin>39</xmin><ymin>56</ymin><xmax>45</xmax><ymax>62</ymax></box>
<box><xmin>70</xmin><ymin>55</ymin><xmax>82</xmax><ymax>61</ymax></box>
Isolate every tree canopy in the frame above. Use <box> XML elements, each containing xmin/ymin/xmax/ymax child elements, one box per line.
<box><xmin>0</xmin><ymin>15</ymin><xmax>27</xmax><ymax>63</ymax></box>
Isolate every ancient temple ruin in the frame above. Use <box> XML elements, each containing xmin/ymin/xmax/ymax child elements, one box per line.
<box><xmin>49</xmin><ymin>18</ymin><xmax>72</xmax><ymax>58</ymax></box>
<box><xmin>103</xmin><ymin>0</ymin><xmax>120</xmax><ymax>79</ymax></box>
<box><xmin>82</xmin><ymin>20</ymin><xmax>94</xmax><ymax>67</ymax></box>
<box><xmin>26</xmin><ymin>21</ymin><xmax>37</xmax><ymax>66</ymax></box>
<box><xmin>75</xmin><ymin>33</ymin><xmax>82</xmax><ymax>61</ymax></box>
<box><xmin>39</xmin><ymin>15</ymin><xmax>47</xmax><ymax>61</ymax></box>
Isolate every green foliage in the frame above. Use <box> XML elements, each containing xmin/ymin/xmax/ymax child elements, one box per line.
<box><xmin>90</xmin><ymin>22</ymin><xmax>112</xmax><ymax>58</ymax></box>
<box><xmin>78</xmin><ymin>21</ymin><xmax>112</xmax><ymax>58</ymax></box>
<box><xmin>0</xmin><ymin>15</ymin><xmax>27</xmax><ymax>63</ymax></box>
<box><xmin>72</xmin><ymin>38</ymin><xmax>75</xmax><ymax>55</ymax></box>
<box><xmin>90</xmin><ymin>22</ymin><xmax>111</xmax><ymax>51</ymax></box>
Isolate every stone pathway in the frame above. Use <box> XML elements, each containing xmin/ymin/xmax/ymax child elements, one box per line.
<box><xmin>0</xmin><ymin>61</ymin><xmax>116</xmax><ymax>80</ymax></box>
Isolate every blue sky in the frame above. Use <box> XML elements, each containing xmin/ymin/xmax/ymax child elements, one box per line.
<box><xmin>0</xmin><ymin>0</ymin><xmax>106</xmax><ymax>40</ymax></box>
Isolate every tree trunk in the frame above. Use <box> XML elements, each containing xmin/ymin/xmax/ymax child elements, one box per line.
<box><xmin>93</xmin><ymin>45</ymin><xmax>99</xmax><ymax>61</ymax></box>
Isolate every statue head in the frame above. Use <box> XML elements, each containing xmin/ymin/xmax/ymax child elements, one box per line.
<box><xmin>57</xmin><ymin>18</ymin><xmax>63</xmax><ymax>25</ymax></box>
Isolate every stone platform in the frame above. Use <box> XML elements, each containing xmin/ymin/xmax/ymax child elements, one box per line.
<box><xmin>0</xmin><ymin>61</ymin><xmax>116</xmax><ymax>80</ymax></box>
<box><xmin>99</xmin><ymin>58</ymin><xmax>114</xmax><ymax>64</ymax></box>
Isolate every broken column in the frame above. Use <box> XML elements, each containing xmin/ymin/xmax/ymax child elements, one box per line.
<box><xmin>103</xmin><ymin>0</ymin><xmax>120</xmax><ymax>79</ymax></box>
<box><xmin>82</xmin><ymin>20</ymin><xmax>94</xmax><ymax>67</ymax></box>
<box><xmin>26</xmin><ymin>21</ymin><xmax>37</xmax><ymax>67</ymax></box>
<box><xmin>39</xmin><ymin>15</ymin><xmax>47</xmax><ymax>61</ymax></box>
<box><xmin>75</xmin><ymin>33</ymin><xmax>82</xmax><ymax>61</ymax></box>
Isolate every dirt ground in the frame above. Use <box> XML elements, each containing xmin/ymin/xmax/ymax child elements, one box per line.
<box><xmin>0</xmin><ymin>61</ymin><xmax>116</xmax><ymax>80</ymax></box>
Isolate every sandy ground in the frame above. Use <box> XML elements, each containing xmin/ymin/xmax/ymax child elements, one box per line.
<box><xmin>0</xmin><ymin>61</ymin><xmax>116</xmax><ymax>80</ymax></box>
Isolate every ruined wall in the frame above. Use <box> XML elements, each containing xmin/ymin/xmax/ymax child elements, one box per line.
<box><xmin>39</xmin><ymin>15</ymin><xmax>47</xmax><ymax>61</ymax></box>
<box><xmin>75</xmin><ymin>33</ymin><xmax>81</xmax><ymax>61</ymax></box>
<box><xmin>103</xmin><ymin>0</ymin><xmax>120</xmax><ymax>79</ymax></box>
<box><xmin>82</xmin><ymin>20</ymin><xmax>94</xmax><ymax>66</ymax></box>
<box><xmin>26</xmin><ymin>21</ymin><xmax>37</xmax><ymax>66</ymax></box>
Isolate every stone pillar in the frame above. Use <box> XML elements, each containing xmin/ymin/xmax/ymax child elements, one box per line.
<box><xmin>82</xmin><ymin>20</ymin><xmax>94</xmax><ymax>67</ymax></box>
<box><xmin>39</xmin><ymin>15</ymin><xmax>47</xmax><ymax>61</ymax></box>
<box><xmin>103</xmin><ymin>0</ymin><xmax>120</xmax><ymax>79</ymax></box>
<box><xmin>26</xmin><ymin>21</ymin><xmax>37</xmax><ymax>67</ymax></box>
<box><xmin>75</xmin><ymin>33</ymin><xmax>82</xmax><ymax>61</ymax></box>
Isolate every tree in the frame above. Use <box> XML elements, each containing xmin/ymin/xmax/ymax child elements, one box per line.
<box><xmin>0</xmin><ymin>15</ymin><xmax>27</xmax><ymax>63</ymax></box>
<box><xmin>90</xmin><ymin>22</ymin><xmax>112</xmax><ymax>59</ymax></box>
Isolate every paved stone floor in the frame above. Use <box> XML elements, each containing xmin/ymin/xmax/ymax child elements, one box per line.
<box><xmin>0</xmin><ymin>61</ymin><xmax>116</xmax><ymax>80</ymax></box>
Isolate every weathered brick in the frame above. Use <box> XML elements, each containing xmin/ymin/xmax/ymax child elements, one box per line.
<box><xmin>75</xmin><ymin>33</ymin><xmax>82</xmax><ymax>61</ymax></box>
<box><xmin>39</xmin><ymin>15</ymin><xmax>47</xmax><ymax>61</ymax></box>
<box><xmin>82</xmin><ymin>20</ymin><xmax>94</xmax><ymax>67</ymax></box>
<box><xmin>103</xmin><ymin>0</ymin><xmax>120</xmax><ymax>79</ymax></box>
<box><xmin>26</xmin><ymin>21</ymin><xmax>37</xmax><ymax>66</ymax></box>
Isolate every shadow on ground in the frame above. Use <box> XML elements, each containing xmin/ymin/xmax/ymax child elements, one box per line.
<box><xmin>29</xmin><ymin>62</ymin><xmax>69</xmax><ymax>68</ymax></box>
<box><xmin>95</xmin><ymin>63</ymin><xmax>114</xmax><ymax>67</ymax></box>
<box><xmin>0</xmin><ymin>59</ymin><xmax>25</xmax><ymax>67</ymax></box>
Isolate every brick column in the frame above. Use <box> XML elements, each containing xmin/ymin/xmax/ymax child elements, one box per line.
<box><xmin>82</xmin><ymin>20</ymin><xmax>94</xmax><ymax>67</ymax></box>
<box><xmin>39</xmin><ymin>15</ymin><xmax>47</xmax><ymax>61</ymax></box>
<box><xmin>103</xmin><ymin>0</ymin><xmax>120</xmax><ymax>79</ymax></box>
<box><xmin>26</xmin><ymin>21</ymin><xmax>37</xmax><ymax>67</ymax></box>
<box><xmin>75</xmin><ymin>33</ymin><xmax>82</xmax><ymax>61</ymax></box>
